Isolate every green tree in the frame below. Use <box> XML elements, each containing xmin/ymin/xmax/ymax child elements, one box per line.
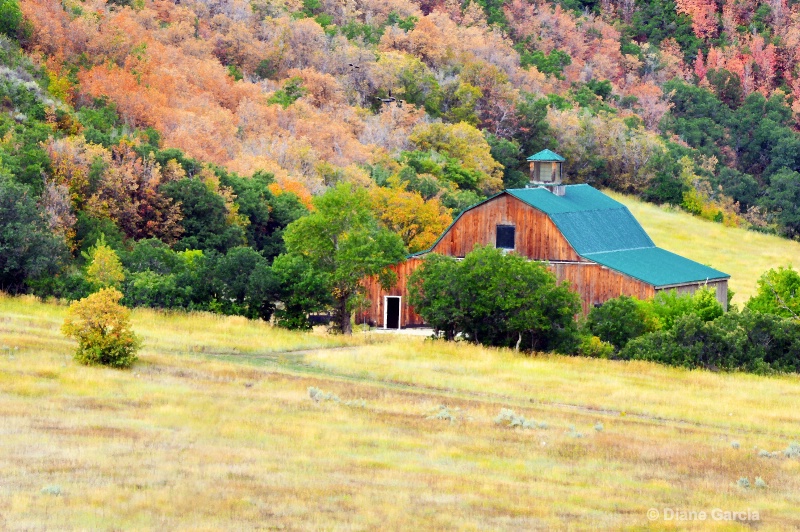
<box><xmin>271</xmin><ymin>253</ymin><xmax>331</xmax><ymax>330</ymax></box>
<box><xmin>62</xmin><ymin>287</ymin><xmax>141</xmax><ymax>369</ymax></box>
<box><xmin>281</xmin><ymin>183</ymin><xmax>406</xmax><ymax>334</ymax></box>
<box><xmin>513</xmin><ymin>93</ymin><xmax>553</xmax><ymax>158</ymax></box>
<box><xmin>586</xmin><ymin>295</ymin><xmax>658</xmax><ymax>350</ymax></box>
<box><xmin>268</xmin><ymin>77</ymin><xmax>307</xmax><ymax>108</ymax></box>
<box><xmin>706</xmin><ymin>69</ymin><xmax>743</xmax><ymax>109</ymax></box>
<box><xmin>0</xmin><ymin>177</ymin><xmax>66</xmax><ymax>293</ymax></box>
<box><xmin>160</xmin><ymin>177</ymin><xmax>245</xmax><ymax>253</ymax></box>
<box><xmin>219</xmin><ymin>170</ymin><xmax>307</xmax><ymax>260</ymax></box>
<box><xmin>84</xmin><ymin>235</ymin><xmax>125</xmax><ymax>290</ymax></box>
<box><xmin>409</xmin><ymin>246</ymin><xmax>581</xmax><ymax>352</ymax></box>
<box><xmin>746</xmin><ymin>266</ymin><xmax>800</xmax><ymax>319</ymax></box>
<box><xmin>207</xmin><ymin>247</ymin><xmax>278</xmax><ymax>321</ymax></box>
<box><xmin>760</xmin><ymin>168</ymin><xmax>800</xmax><ymax>239</ymax></box>
<box><xmin>407</xmin><ymin>253</ymin><xmax>462</xmax><ymax>340</ymax></box>
<box><xmin>486</xmin><ymin>133</ymin><xmax>527</xmax><ymax>189</ymax></box>
<box><xmin>0</xmin><ymin>0</ymin><xmax>22</xmax><ymax>39</ymax></box>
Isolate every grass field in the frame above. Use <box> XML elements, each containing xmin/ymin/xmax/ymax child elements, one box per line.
<box><xmin>2</xmin><ymin>294</ymin><xmax>800</xmax><ymax>530</ymax></box>
<box><xmin>610</xmin><ymin>192</ymin><xmax>800</xmax><ymax>305</ymax></box>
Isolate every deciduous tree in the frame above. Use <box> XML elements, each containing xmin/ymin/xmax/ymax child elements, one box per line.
<box><xmin>281</xmin><ymin>182</ymin><xmax>406</xmax><ymax>334</ymax></box>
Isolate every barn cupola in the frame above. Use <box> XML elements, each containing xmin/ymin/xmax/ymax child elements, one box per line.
<box><xmin>526</xmin><ymin>149</ymin><xmax>566</xmax><ymax>196</ymax></box>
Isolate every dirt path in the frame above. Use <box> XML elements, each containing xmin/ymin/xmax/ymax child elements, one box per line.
<box><xmin>199</xmin><ymin>345</ymin><xmax>799</xmax><ymax>441</ymax></box>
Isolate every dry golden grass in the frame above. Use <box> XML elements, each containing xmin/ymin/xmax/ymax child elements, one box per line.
<box><xmin>609</xmin><ymin>192</ymin><xmax>800</xmax><ymax>305</ymax></box>
<box><xmin>2</xmin><ymin>294</ymin><xmax>800</xmax><ymax>530</ymax></box>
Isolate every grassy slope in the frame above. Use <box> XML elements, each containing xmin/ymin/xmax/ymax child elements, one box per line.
<box><xmin>610</xmin><ymin>192</ymin><xmax>800</xmax><ymax>305</ymax></box>
<box><xmin>2</xmin><ymin>295</ymin><xmax>799</xmax><ymax>530</ymax></box>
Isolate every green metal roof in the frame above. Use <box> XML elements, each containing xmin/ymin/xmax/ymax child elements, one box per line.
<box><xmin>584</xmin><ymin>248</ymin><xmax>729</xmax><ymax>287</ymax></box>
<box><xmin>526</xmin><ymin>149</ymin><xmax>566</xmax><ymax>162</ymax></box>
<box><xmin>412</xmin><ymin>184</ymin><xmax>729</xmax><ymax>287</ymax></box>
<box><xmin>506</xmin><ymin>186</ymin><xmax>654</xmax><ymax>254</ymax></box>
<box><xmin>506</xmin><ymin>185</ymin><xmax>625</xmax><ymax>215</ymax></box>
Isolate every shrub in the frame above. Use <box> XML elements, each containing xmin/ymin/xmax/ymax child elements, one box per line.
<box><xmin>578</xmin><ymin>335</ymin><xmax>615</xmax><ymax>358</ymax></box>
<box><xmin>585</xmin><ymin>295</ymin><xmax>657</xmax><ymax>350</ymax></box>
<box><xmin>308</xmin><ymin>386</ymin><xmax>340</xmax><ymax>402</ymax></box>
<box><xmin>692</xmin><ymin>287</ymin><xmax>724</xmax><ymax>322</ymax></box>
<box><xmin>737</xmin><ymin>477</ymin><xmax>750</xmax><ymax>489</ymax></box>
<box><xmin>427</xmin><ymin>405</ymin><xmax>465</xmax><ymax>424</ymax></box>
<box><xmin>785</xmin><ymin>442</ymin><xmax>800</xmax><ymax>459</ymax></box>
<box><xmin>494</xmin><ymin>408</ymin><xmax>543</xmax><ymax>429</ymax></box>
<box><xmin>618</xmin><ymin>308</ymin><xmax>800</xmax><ymax>374</ymax></box>
<box><xmin>61</xmin><ymin>288</ymin><xmax>141</xmax><ymax>369</ymax></box>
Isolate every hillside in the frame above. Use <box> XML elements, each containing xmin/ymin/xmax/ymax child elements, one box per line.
<box><xmin>612</xmin><ymin>192</ymin><xmax>800</xmax><ymax>304</ymax></box>
<box><xmin>2</xmin><ymin>294</ymin><xmax>799</xmax><ymax>529</ymax></box>
<box><xmin>2</xmin><ymin>0</ymin><xmax>800</xmax><ymax>319</ymax></box>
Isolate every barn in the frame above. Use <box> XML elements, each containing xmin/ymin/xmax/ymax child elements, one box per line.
<box><xmin>361</xmin><ymin>150</ymin><xmax>730</xmax><ymax>329</ymax></box>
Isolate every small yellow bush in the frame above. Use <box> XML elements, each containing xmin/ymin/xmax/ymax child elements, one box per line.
<box><xmin>85</xmin><ymin>236</ymin><xmax>124</xmax><ymax>290</ymax></box>
<box><xmin>62</xmin><ymin>288</ymin><xmax>141</xmax><ymax>369</ymax></box>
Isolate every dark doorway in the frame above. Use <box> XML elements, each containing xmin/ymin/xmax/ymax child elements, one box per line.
<box><xmin>385</xmin><ymin>297</ymin><xmax>401</xmax><ymax>329</ymax></box>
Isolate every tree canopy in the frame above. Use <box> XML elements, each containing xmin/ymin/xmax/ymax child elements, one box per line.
<box><xmin>280</xmin><ymin>183</ymin><xmax>406</xmax><ymax>334</ymax></box>
<box><xmin>409</xmin><ymin>246</ymin><xmax>581</xmax><ymax>352</ymax></box>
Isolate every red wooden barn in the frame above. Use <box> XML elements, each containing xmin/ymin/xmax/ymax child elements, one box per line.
<box><xmin>361</xmin><ymin>150</ymin><xmax>730</xmax><ymax>329</ymax></box>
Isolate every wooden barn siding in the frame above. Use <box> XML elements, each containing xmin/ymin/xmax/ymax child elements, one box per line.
<box><xmin>359</xmin><ymin>258</ymin><xmax>426</xmax><ymax>328</ymax></box>
<box><xmin>655</xmin><ymin>279</ymin><xmax>728</xmax><ymax>310</ymax></box>
<box><xmin>362</xmin><ymin>259</ymin><xmax>669</xmax><ymax>326</ymax></box>
<box><xmin>549</xmin><ymin>263</ymin><xmax>656</xmax><ymax>315</ymax></box>
<box><xmin>431</xmin><ymin>194</ymin><xmax>585</xmax><ymax>262</ymax></box>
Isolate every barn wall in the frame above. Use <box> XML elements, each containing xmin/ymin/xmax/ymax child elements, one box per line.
<box><xmin>359</xmin><ymin>258</ymin><xmax>426</xmax><ymax>328</ymax></box>
<box><xmin>431</xmin><ymin>194</ymin><xmax>585</xmax><ymax>262</ymax></box>
<box><xmin>655</xmin><ymin>279</ymin><xmax>729</xmax><ymax>310</ymax></box>
<box><xmin>361</xmin><ymin>258</ymin><xmax>664</xmax><ymax>327</ymax></box>
<box><xmin>548</xmin><ymin>263</ymin><xmax>656</xmax><ymax>315</ymax></box>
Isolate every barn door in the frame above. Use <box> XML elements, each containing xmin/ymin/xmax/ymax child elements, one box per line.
<box><xmin>384</xmin><ymin>296</ymin><xmax>401</xmax><ymax>329</ymax></box>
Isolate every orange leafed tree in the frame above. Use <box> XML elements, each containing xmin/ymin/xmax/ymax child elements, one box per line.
<box><xmin>370</xmin><ymin>182</ymin><xmax>452</xmax><ymax>253</ymax></box>
<box><xmin>675</xmin><ymin>0</ymin><xmax>720</xmax><ymax>39</ymax></box>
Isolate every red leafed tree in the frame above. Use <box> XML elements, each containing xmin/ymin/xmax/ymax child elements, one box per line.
<box><xmin>694</xmin><ymin>52</ymin><xmax>707</xmax><ymax>81</ymax></box>
<box><xmin>675</xmin><ymin>0</ymin><xmax>720</xmax><ymax>39</ymax></box>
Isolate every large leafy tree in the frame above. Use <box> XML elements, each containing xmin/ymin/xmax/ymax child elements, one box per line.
<box><xmin>0</xmin><ymin>177</ymin><xmax>66</xmax><ymax>293</ymax></box>
<box><xmin>271</xmin><ymin>253</ymin><xmax>331</xmax><ymax>330</ymax></box>
<box><xmin>409</xmin><ymin>246</ymin><xmax>581</xmax><ymax>352</ymax></box>
<box><xmin>405</xmin><ymin>253</ymin><xmax>462</xmax><ymax>340</ymax></box>
<box><xmin>280</xmin><ymin>183</ymin><xmax>406</xmax><ymax>334</ymax></box>
<box><xmin>369</xmin><ymin>180</ymin><xmax>451</xmax><ymax>253</ymax></box>
<box><xmin>219</xmin><ymin>170</ymin><xmax>307</xmax><ymax>260</ymax></box>
<box><xmin>206</xmin><ymin>246</ymin><xmax>278</xmax><ymax>321</ymax></box>
<box><xmin>160</xmin><ymin>177</ymin><xmax>246</xmax><ymax>253</ymax></box>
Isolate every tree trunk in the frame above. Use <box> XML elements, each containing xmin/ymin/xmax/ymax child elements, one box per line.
<box><xmin>515</xmin><ymin>332</ymin><xmax>522</xmax><ymax>352</ymax></box>
<box><xmin>336</xmin><ymin>296</ymin><xmax>352</xmax><ymax>335</ymax></box>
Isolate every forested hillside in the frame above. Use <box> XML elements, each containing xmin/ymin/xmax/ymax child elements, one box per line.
<box><xmin>2</xmin><ymin>0</ymin><xmax>800</xmax><ymax>315</ymax></box>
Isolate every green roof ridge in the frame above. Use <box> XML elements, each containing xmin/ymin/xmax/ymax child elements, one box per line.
<box><xmin>526</xmin><ymin>149</ymin><xmax>565</xmax><ymax>162</ymax></box>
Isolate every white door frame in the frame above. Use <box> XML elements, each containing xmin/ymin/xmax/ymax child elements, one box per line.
<box><xmin>383</xmin><ymin>296</ymin><xmax>401</xmax><ymax>330</ymax></box>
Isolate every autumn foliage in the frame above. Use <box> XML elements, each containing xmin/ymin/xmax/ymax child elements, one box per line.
<box><xmin>62</xmin><ymin>287</ymin><xmax>141</xmax><ymax>368</ymax></box>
